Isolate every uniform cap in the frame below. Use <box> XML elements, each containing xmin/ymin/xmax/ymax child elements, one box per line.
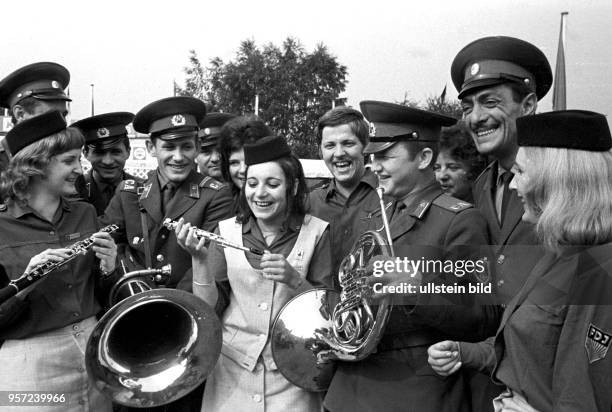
<box><xmin>198</xmin><ymin>112</ymin><xmax>236</xmax><ymax>147</ymax></box>
<box><xmin>360</xmin><ymin>100</ymin><xmax>456</xmax><ymax>154</ymax></box>
<box><xmin>0</xmin><ymin>62</ymin><xmax>71</xmax><ymax>108</ymax></box>
<box><xmin>451</xmin><ymin>36</ymin><xmax>552</xmax><ymax>100</ymax></box>
<box><xmin>244</xmin><ymin>135</ymin><xmax>292</xmax><ymax>165</ymax></box>
<box><xmin>72</xmin><ymin>112</ymin><xmax>134</xmax><ymax>146</ymax></box>
<box><xmin>517</xmin><ymin>110</ymin><xmax>611</xmax><ymax>151</ymax></box>
<box><xmin>5</xmin><ymin>110</ymin><xmax>67</xmax><ymax>155</ymax></box>
<box><xmin>133</xmin><ymin>96</ymin><xmax>207</xmax><ymax>139</ymax></box>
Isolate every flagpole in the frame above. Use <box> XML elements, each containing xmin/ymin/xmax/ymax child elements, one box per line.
<box><xmin>90</xmin><ymin>84</ymin><xmax>95</xmax><ymax>116</ymax></box>
<box><xmin>552</xmin><ymin>11</ymin><xmax>568</xmax><ymax>110</ymax></box>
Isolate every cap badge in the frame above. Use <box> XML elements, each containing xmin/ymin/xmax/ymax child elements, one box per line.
<box><xmin>97</xmin><ymin>127</ymin><xmax>110</xmax><ymax>138</ymax></box>
<box><xmin>470</xmin><ymin>63</ymin><xmax>480</xmax><ymax>76</ymax></box>
<box><xmin>51</xmin><ymin>80</ymin><xmax>60</xmax><ymax>89</ymax></box>
<box><xmin>203</xmin><ymin>127</ymin><xmax>211</xmax><ymax>136</ymax></box>
<box><xmin>171</xmin><ymin>114</ymin><xmax>186</xmax><ymax>127</ymax></box>
<box><xmin>369</xmin><ymin>122</ymin><xmax>376</xmax><ymax>138</ymax></box>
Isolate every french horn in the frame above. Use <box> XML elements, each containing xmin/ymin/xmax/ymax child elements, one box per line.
<box><xmin>85</xmin><ymin>265</ymin><xmax>222</xmax><ymax>408</ymax></box>
<box><xmin>271</xmin><ymin>187</ymin><xmax>394</xmax><ymax>392</ymax></box>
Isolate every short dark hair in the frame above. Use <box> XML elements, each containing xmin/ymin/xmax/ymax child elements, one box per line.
<box><xmin>218</xmin><ymin>115</ymin><xmax>272</xmax><ymax>192</ymax></box>
<box><xmin>507</xmin><ymin>81</ymin><xmax>534</xmax><ymax>103</ymax></box>
<box><xmin>316</xmin><ymin>106</ymin><xmax>369</xmax><ymax>146</ymax></box>
<box><xmin>236</xmin><ymin>154</ymin><xmax>308</xmax><ymax>224</ymax></box>
<box><xmin>438</xmin><ymin>122</ymin><xmax>488</xmax><ymax>180</ymax></box>
<box><xmin>10</xmin><ymin>97</ymin><xmax>39</xmax><ymax>124</ymax></box>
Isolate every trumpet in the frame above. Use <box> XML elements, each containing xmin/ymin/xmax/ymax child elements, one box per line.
<box><xmin>0</xmin><ymin>224</ymin><xmax>119</xmax><ymax>304</ymax></box>
<box><xmin>163</xmin><ymin>218</ymin><xmax>264</xmax><ymax>256</ymax></box>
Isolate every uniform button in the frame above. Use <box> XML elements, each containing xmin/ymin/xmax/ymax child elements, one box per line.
<box><xmin>161</xmin><ymin>234</ymin><xmax>167</xmax><ymax>240</ymax></box>
<box><xmin>73</xmin><ymin>325</ymin><xmax>79</xmax><ymax>331</ymax></box>
<box><xmin>497</xmin><ymin>280</ymin><xmax>505</xmax><ymax>286</ymax></box>
<box><xmin>252</xmin><ymin>394</ymin><xmax>262</xmax><ymax>403</ymax></box>
<box><xmin>258</xmin><ymin>302</ymin><xmax>268</xmax><ymax>311</ymax></box>
<box><xmin>75</xmin><ymin>332</ymin><xmax>82</xmax><ymax>337</ymax></box>
<box><xmin>156</xmin><ymin>254</ymin><xmax>165</xmax><ymax>262</ymax></box>
<box><xmin>497</xmin><ymin>255</ymin><xmax>505</xmax><ymax>264</ymax></box>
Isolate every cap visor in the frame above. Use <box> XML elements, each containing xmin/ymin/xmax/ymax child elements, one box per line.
<box><xmin>457</xmin><ymin>78</ymin><xmax>508</xmax><ymax>99</ymax></box>
<box><xmin>364</xmin><ymin>141</ymin><xmax>397</xmax><ymax>154</ymax></box>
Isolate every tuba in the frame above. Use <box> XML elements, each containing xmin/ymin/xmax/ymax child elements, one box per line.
<box><xmin>85</xmin><ymin>265</ymin><xmax>222</xmax><ymax>408</ymax></box>
<box><xmin>271</xmin><ymin>187</ymin><xmax>394</xmax><ymax>392</ymax></box>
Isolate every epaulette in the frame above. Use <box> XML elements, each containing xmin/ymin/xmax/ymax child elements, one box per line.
<box><xmin>0</xmin><ymin>204</ymin><xmax>6</xmax><ymax>212</ymax></box>
<box><xmin>433</xmin><ymin>194</ymin><xmax>473</xmax><ymax>213</ymax></box>
<box><xmin>200</xmin><ymin>176</ymin><xmax>227</xmax><ymax>191</ymax></box>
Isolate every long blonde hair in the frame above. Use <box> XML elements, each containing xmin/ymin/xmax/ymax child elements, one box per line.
<box><xmin>522</xmin><ymin>146</ymin><xmax>612</xmax><ymax>253</ymax></box>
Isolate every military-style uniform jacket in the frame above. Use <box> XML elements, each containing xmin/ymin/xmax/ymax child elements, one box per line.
<box><xmin>474</xmin><ymin>161</ymin><xmax>543</xmax><ymax>305</ymax></box>
<box><xmin>490</xmin><ymin>243</ymin><xmax>612</xmax><ymax>411</ymax></box>
<box><xmin>325</xmin><ymin>183</ymin><xmax>499</xmax><ymax>412</ymax></box>
<box><xmin>99</xmin><ymin>170</ymin><xmax>234</xmax><ymax>290</ymax></box>
<box><xmin>78</xmin><ymin>170</ymin><xmax>140</xmax><ymax>216</ymax></box>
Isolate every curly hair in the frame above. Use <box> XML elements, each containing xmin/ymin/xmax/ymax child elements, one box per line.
<box><xmin>438</xmin><ymin>122</ymin><xmax>488</xmax><ymax>180</ymax></box>
<box><xmin>217</xmin><ymin>115</ymin><xmax>272</xmax><ymax>193</ymax></box>
<box><xmin>0</xmin><ymin>127</ymin><xmax>84</xmax><ymax>203</ymax></box>
<box><xmin>235</xmin><ymin>154</ymin><xmax>308</xmax><ymax>224</ymax></box>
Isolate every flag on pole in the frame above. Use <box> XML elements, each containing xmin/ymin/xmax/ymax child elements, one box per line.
<box><xmin>440</xmin><ymin>85</ymin><xmax>447</xmax><ymax>103</ymax></box>
<box><xmin>552</xmin><ymin>12</ymin><xmax>568</xmax><ymax>111</ymax></box>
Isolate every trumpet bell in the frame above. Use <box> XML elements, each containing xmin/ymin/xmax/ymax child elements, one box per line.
<box><xmin>271</xmin><ymin>288</ymin><xmax>340</xmax><ymax>392</ymax></box>
<box><xmin>86</xmin><ymin>288</ymin><xmax>222</xmax><ymax>408</ymax></box>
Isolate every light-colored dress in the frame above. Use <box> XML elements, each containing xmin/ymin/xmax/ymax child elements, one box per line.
<box><xmin>202</xmin><ymin>214</ymin><xmax>328</xmax><ymax>412</ymax></box>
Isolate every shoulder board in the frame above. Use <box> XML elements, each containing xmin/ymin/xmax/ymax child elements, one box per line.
<box><xmin>410</xmin><ymin>200</ymin><xmax>433</xmax><ymax>219</ymax></box>
<box><xmin>200</xmin><ymin>176</ymin><xmax>227</xmax><ymax>191</ymax></box>
<box><xmin>0</xmin><ymin>204</ymin><xmax>6</xmax><ymax>212</ymax></box>
<box><xmin>433</xmin><ymin>194</ymin><xmax>473</xmax><ymax>213</ymax></box>
<box><xmin>120</xmin><ymin>179</ymin><xmax>139</xmax><ymax>192</ymax></box>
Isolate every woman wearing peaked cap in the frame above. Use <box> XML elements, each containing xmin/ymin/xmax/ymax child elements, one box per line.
<box><xmin>174</xmin><ymin>135</ymin><xmax>333</xmax><ymax>412</ymax></box>
<box><xmin>429</xmin><ymin>110</ymin><xmax>612</xmax><ymax>411</ymax></box>
<box><xmin>0</xmin><ymin>110</ymin><xmax>117</xmax><ymax>411</ymax></box>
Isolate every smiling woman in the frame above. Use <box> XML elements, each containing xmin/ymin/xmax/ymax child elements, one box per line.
<box><xmin>175</xmin><ymin>135</ymin><xmax>333</xmax><ymax>412</ymax></box>
<box><xmin>0</xmin><ymin>110</ymin><xmax>117</xmax><ymax>412</ymax></box>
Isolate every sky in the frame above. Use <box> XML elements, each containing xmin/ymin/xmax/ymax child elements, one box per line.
<box><xmin>2</xmin><ymin>0</ymin><xmax>610</xmax><ymax>122</ymax></box>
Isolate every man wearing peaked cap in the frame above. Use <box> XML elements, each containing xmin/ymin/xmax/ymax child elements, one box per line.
<box><xmin>427</xmin><ymin>36</ymin><xmax>552</xmax><ymax>412</ymax></box>
<box><xmin>196</xmin><ymin>112</ymin><xmax>236</xmax><ymax>179</ymax></box>
<box><xmin>0</xmin><ymin>62</ymin><xmax>71</xmax><ymax>124</ymax></box>
<box><xmin>72</xmin><ymin>112</ymin><xmax>139</xmax><ymax>216</ymax></box>
<box><xmin>99</xmin><ymin>96</ymin><xmax>233</xmax><ymax>410</ymax></box>
<box><xmin>0</xmin><ymin>62</ymin><xmax>71</xmax><ymax>192</ymax></box>
<box><xmin>325</xmin><ymin>101</ymin><xmax>497</xmax><ymax>412</ymax></box>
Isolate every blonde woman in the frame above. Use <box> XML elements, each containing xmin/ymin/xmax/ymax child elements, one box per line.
<box><xmin>428</xmin><ymin>110</ymin><xmax>612</xmax><ymax>411</ymax></box>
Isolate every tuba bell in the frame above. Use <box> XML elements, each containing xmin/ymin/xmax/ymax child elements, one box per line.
<box><xmin>85</xmin><ymin>266</ymin><xmax>222</xmax><ymax>408</ymax></box>
<box><xmin>271</xmin><ymin>187</ymin><xmax>394</xmax><ymax>392</ymax></box>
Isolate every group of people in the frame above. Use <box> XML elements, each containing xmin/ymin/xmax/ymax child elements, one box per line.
<box><xmin>0</xmin><ymin>33</ymin><xmax>609</xmax><ymax>412</ymax></box>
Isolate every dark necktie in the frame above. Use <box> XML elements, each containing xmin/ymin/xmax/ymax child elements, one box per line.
<box><xmin>495</xmin><ymin>171</ymin><xmax>513</xmax><ymax>223</ymax></box>
<box><xmin>162</xmin><ymin>182</ymin><xmax>176</xmax><ymax>215</ymax></box>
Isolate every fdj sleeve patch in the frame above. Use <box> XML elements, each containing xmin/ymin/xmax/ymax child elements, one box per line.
<box><xmin>585</xmin><ymin>323</ymin><xmax>611</xmax><ymax>363</ymax></box>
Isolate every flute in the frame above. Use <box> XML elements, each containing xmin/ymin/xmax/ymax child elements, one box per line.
<box><xmin>163</xmin><ymin>219</ymin><xmax>264</xmax><ymax>256</ymax></box>
<box><xmin>0</xmin><ymin>224</ymin><xmax>119</xmax><ymax>304</ymax></box>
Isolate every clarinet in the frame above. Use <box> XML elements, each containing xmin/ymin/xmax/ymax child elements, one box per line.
<box><xmin>0</xmin><ymin>224</ymin><xmax>119</xmax><ymax>304</ymax></box>
<box><xmin>163</xmin><ymin>218</ymin><xmax>264</xmax><ymax>256</ymax></box>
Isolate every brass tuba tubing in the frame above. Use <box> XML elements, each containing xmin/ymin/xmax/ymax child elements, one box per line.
<box><xmin>270</xmin><ymin>186</ymin><xmax>395</xmax><ymax>392</ymax></box>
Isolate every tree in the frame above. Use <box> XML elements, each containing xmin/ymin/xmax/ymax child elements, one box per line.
<box><xmin>176</xmin><ymin>38</ymin><xmax>348</xmax><ymax>158</ymax></box>
<box><xmin>396</xmin><ymin>88</ymin><xmax>463</xmax><ymax>119</ymax></box>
